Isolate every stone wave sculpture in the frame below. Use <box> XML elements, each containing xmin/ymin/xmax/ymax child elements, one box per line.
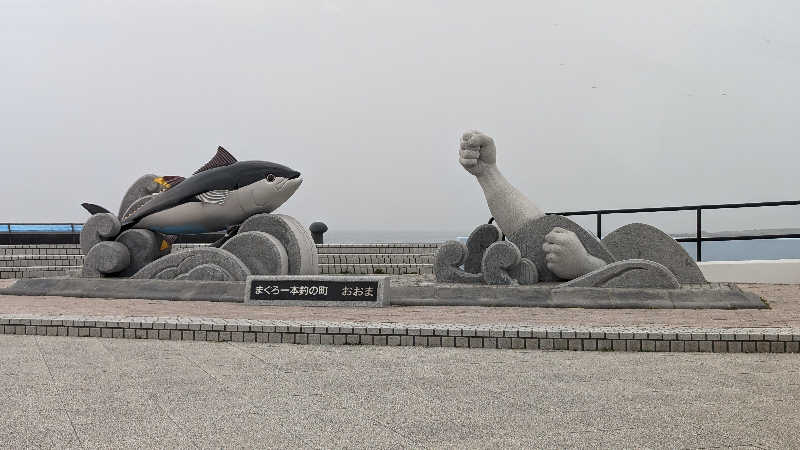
<box><xmin>129</xmin><ymin>213</ymin><xmax>318</xmax><ymax>281</ymax></box>
<box><xmin>436</xmin><ymin>130</ymin><xmax>707</xmax><ymax>289</ymax></box>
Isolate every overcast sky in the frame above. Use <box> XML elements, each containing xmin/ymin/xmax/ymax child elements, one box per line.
<box><xmin>2</xmin><ymin>1</ymin><xmax>799</xmax><ymax>236</ymax></box>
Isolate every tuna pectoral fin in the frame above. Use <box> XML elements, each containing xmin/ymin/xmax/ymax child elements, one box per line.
<box><xmin>209</xmin><ymin>225</ymin><xmax>240</xmax><ymax>248</ymax></box>
<box><xmin>81</xmin><ymin>203</ymin><xmax>112</xmax><ymax>215</ymax></box>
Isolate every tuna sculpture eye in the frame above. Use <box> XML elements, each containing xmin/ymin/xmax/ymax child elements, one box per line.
<box><xmin>266</xmin><ymin>173</ymin><xmax>276</xmax><ymax>182</ymax></box>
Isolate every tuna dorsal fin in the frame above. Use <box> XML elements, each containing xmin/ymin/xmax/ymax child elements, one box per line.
<box><xmin>162</xmin><ymin>175</ymin><xmax>185</xmax><ymax>188</ymax></box>
<box><xmin>193</xmin><ymin>146</ymin><xmax>238</xmax><ymax>175</ymax></box>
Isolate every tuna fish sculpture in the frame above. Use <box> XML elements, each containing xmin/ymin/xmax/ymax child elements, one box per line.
<box><xmin>78</xmin><ymin>147</ymin><xmax>318</xmax><ymax>280</ymax></box>
<box><xmin>83</xmin><ymin>146</ymin><xmax>302</xmax><ymax>240</ymax></box>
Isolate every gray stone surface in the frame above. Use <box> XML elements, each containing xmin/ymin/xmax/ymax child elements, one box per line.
<box><xmin>509</xmin><ymin>258</ymin><xmax>538</xmax><ymax>285</ymax></box>
<box><xmin>177</xmin><ymin>264</ymin><xmax>230</xmax><ymax>281</ymax></box>
<box><xmin>391</xmin><ymin>282</ymin><xmax>764</xmax><ymax>308</ymax></box>
<box><xmin>117</xmin><ymin>174</ymin><xmax>160</xmax><ymax>218</ymax></box>
<box><xmin>0</xmin><ymin>277</ymin><xmax>766</xmax><ymax>309</ymax></box>
<box><xmin>132</xmin><ymin>247</ymin><xmax>251</xmax><ymax>281</ymax></box>
<box><xmin>0</xmin><ymin>278</ymin><xmax>244</xmax><ymax>302</ymax></box>
<box><xmin>434</xmin><ymin>241</ymin><xmax>483</xmax><ymax>283</ymax></box>
<box><xmin>154</xmin><ymin>268</ymin><xmax>178</xmax><ymax>280</ymax></box>
<box><xmin>245</xmin><ymin>275</ymin><xmax>390</xmax><ymax>307</ymax></box>
<box><xmin>549</xmin><ymin>284</ymin><xmax>765</xmax><ymax>309</ymax></box>
<box><xmin>464</xmin><ymin>224</ymin><xmax>502</xmax><ymax>273</ymax></box>
<box><xmin>601</xmin><ymin>223</ymin><xmax>707</xmax><ymax>283</ymax></box>
<box><xmin>81</xmin><ymin>241</ymin><xmax>131</xmax><ymax>278</ymax></box>
<box><xmin>481</xmin><ymin>241</ymin><xmax>522</xmax><ymax>285</ymax></box>
<box><xmin>239</xmin><ymin>214</ymin><xmax>319</xmax><ymax>275</ymax></box>
<box><xmin>114</xmin><ymin>229</ymin><xmax>164</xmax><ymax>277</ymax></box>
<box><xmin>507</xmin><ymin>215</ymin><xmax>616</xmax><ymax>282</ymax></box>
<box><xmin>3</xmin><ymin>335</ymin><xmax>799</xmax><ymax>448</ymax></box>
<box><xmin>79</xmin><ymin>213</ymin><xmax>121</xmax><ymax>255</ymax></box>
<box><xmin>221</xmin><ymin>231</ymin><xmax>288</xmax><ymax>275</ymax></box>
<box><xmin>558</xmin><ymin>259</ymin><xmax>681</xmax><ymax>289</ymax></box>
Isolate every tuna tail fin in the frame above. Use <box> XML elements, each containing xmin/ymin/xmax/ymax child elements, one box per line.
<box><xmin>81</xmin><ymin>203</ymin><xmax>112</xmax><ymax>215</ymax></box>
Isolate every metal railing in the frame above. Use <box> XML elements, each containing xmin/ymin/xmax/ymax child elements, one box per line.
<box><xmin>0</xmin><ymin>223</ymin><xmax>222</xmax><ymax>245</ymax></box>
<box><xmin>5</xmin><ymin>200</ymin><xmax>800</xmax><ymax>259</ymax></box>
<box><xmin>0</xmin><ymin>223</ymin><xmax>83</xmax><ymax>233</ymax></box>
<box><xmin>550</xmin><ymin>200</ymin><xmax>800</xmax><ymax>261</ymax></box>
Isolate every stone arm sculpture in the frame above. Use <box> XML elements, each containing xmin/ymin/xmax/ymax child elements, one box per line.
<box><xmin>459</xmin><ymin>131</ymin><xmax>544</xmax><ymax>236</ymax></box>
<box><xmin>459</xmin><ymin>130</ymin><xmax>607</xmax><ymax>279</ymax></box>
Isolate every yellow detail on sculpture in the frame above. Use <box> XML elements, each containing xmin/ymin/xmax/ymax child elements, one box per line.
<box><xmin>153</xmin><ymin>177</ymin><xmax>171</xmax><ymax>189</ymax></box>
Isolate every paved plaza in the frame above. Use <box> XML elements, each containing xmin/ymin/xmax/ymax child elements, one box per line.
<box><xmin>1</xmin><ymin>280</ymin><xmax>798</xmax><ymax>446</ymax></box>
<box><xmin>1</xmin><ymin>334</ymin><xmax>799</xmax><ymax>448</ymax></box>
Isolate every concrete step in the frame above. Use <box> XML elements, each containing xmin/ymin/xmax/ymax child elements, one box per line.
<box><xmin>0</xmin><ymin>266</ymin><xmax>80</xmax><ymax>279</ymax></box>
<box><xmin>0</xmin><ymin>247</ymin><xmax>82</xmax><ymax>256</ymax></box>
<box><xmin>316</xmin><ymin>244</ymin><xmax>440</xmax><ymax>254</ymax></box>
<box><xmin>1</xmin><ymin>263</ymin><xmax>434</xmax><ymax>278</ymax></box>
<box><xmin>1</xmin><ymin>243</ymin><xmax>442</xmax><ymax>256</ymax></box>
<box><xmin>0</xmin><ymin>253</ymin><xmax>436</xmax><ymax>267</ymax></box>
<box><xmin>317</xmin><ymin>254</ymin><xmax>434</xmax><ymax>264</ymax></box>
<box><xmin>0</xmin><ymin>242</ymin><xmax>441</xmax><ymax>279</ymax></box>
<box><xmin>319</xmin><ymin>264</ymin><xmax>433</xmax><ymax>275</ymax></box>
<box><xmin>0</xmin><ymin>255</ymin><xmax>84</xmax><ymax>267</ymax></box>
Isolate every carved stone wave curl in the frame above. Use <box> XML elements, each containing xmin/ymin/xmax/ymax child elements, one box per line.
<box><xmin>80</xmin><ymin>213</ymin><xmax>121</xmax><ymax>255</ymax></box>
<box><xmin>128</xmin><ymin>214</ymin><xmax>319</xmax><ymax>281</ymax></box>
<box><xmin>434</xmin><ymin>224</ymin><xmax>537</xmax><ymax>286</ymax></box>
<box><xmin>132</xmin><ymin>247</ymin><xmax>252</xmax><ymax>282</ymax></box>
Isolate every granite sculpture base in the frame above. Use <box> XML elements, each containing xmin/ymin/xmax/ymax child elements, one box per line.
<box><xmin>436</xmin><ymin>217</ymin><xmax>708</xmax><ymax>290</ymax></box>
<box><xmin>79</xmin><ymin>213</ymin><xmax>319</xmax><ymax>281</ymax></box>
<box><xmin>0</xmin><ymin>277</ymin><xmax>766</xmax><ymax>309</ymax></box>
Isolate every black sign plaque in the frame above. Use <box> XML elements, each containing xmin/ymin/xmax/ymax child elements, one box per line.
<box><xmin>245</xmin><ymin>276</ymin><xmax>388</xmax><ymax>307</ymax></box>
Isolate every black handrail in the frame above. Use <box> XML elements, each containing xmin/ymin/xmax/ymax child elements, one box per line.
<box><xmin>5</xmin><ymin>199</ymin><xmax>800</xmax><ymax>260</ymax></box>
<box><xmin>0</xmin><ymin>223</ymin><xmax>223</xmax><ymax>246</ymax></box>
<box><xmin>545</xmin><ymin>200</ymin><xmax>800</xmax><ymax>261</ymax></box>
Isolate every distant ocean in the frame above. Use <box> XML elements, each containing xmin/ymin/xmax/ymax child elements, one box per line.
<box><xmin>5</xmin><ymin>225</ymin><xmax>800</xmax><ymax>262</ymax></box>
<box><xmin>326</xmin><ymin>230</ymin><xmax>800</xmax><ymax>262</ymax></box>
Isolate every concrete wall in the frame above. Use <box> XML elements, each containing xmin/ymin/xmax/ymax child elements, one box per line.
<box><xmin>698</xmin><ymin>259</ymin><xmax>800</xmax><ymax>284</ymax></box>
<box><xmin>0</xmin><ymin>243</ymin><xmax>440</xmax><ymax>278</ymax></box>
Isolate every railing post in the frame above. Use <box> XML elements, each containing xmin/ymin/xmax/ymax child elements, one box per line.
<box><xmin>696</xmin><ymin>208</ymin><xmax>702</xmax><ymax>262</ymax></box>
<box><xmin>596</xmin><ymin>213</ymin><xmax>602</xmax><ymax>239</ymax></box>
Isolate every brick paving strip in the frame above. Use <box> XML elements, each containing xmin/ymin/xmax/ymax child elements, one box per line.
<box><xmin>1</xmin><ymin>314</ymin><xmax>798</xmax><ymax>353</ymax></box>
<box><xmin>1</xmin><ymin>279</ymin><xmax>799</xmax><ymax>353</ymax></box>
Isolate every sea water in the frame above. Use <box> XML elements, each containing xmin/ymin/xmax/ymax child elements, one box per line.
<box><xmin>5</xmin><ymin>225</ymin><xmax>800</xmax><ymax>262</ymax></box>
<box><xmin>325</xmin><ymin>230</ymin><xmax>800</xmax><ymax>262</ymax></box>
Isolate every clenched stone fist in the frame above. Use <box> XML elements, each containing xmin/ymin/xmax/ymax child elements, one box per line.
<box><xmin>459</xmin><ymin>130</ymin><xmax>497</xmax><ymax>177</ymax></box>
<box><xmin>542</xmin><ymin>227</ymin><xmax>606</xmax><ymax>280</ymax></box>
